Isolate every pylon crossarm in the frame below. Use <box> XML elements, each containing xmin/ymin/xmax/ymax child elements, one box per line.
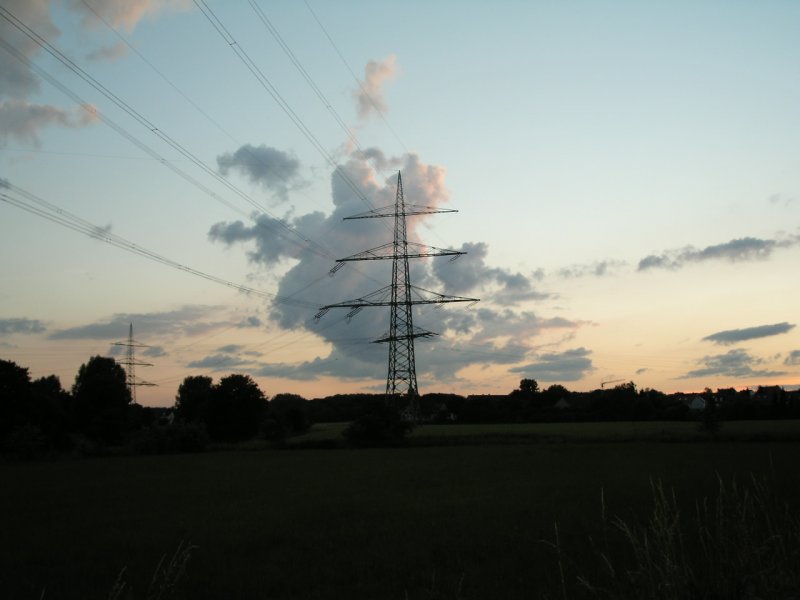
<box><xmin>343</xmin><ymin>204</ymin><xmax>458</xmax><ymax>220</ymax></box>
<box><xmin>408</xmin><ymin>284</ymin><xmax>480</xmax><ymax>305</ymax></box>
<box><xmin>336</xmin><ymin>241</ymin><xmax>465</xmax><ymax>262</ymax></box>
<box><xmin>373</xmin><ymin>328</ymin><xmax>438</xmax><ymax>344</ymax></box>
<box><xmin>118</xmin><ymin>359</ymin><xmax>154</xmax><ymax>367</ymax></box>
<box><xmin>319</xmin><ymin>286</ymin><xmax>392</xmax><ymax>310</ymax></box>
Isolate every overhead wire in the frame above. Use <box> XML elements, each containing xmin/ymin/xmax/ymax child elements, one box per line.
<box><xmin>0</xmin><ymin>181</ymin><xmax>319</xmax><ymax>309</ymax></box>
<box><xmin>151</xmin><ymin>310</ymin><xmax>352</xmax><ymax>385</ymax></box>
<box><xmin>191</xmin><ymin>0</ymin><xmax>379</xmax><ymax>217</ymax></box>
<box><xmin>0</xmin><ymin>27</ymin><xmax>383</xmax><ymax>384</ymax></box>
<box><xmin>302</xmin><ymin>0</ymin><xmax>409</xmax><ymax>156</ymax></box>
<box><xmin>74</xmin><ymin>0</ymin><xmax>391</xmax><ymax>303</ymax></box>
<box><xmin>190</xmin><ymin>0</ymin><xmax>403</xmax><ymax>295</ymax></box>
<box><xmin>245</xmin><ymin>0</ymin><xmax>400</xmax><ymax>242</ymax></box>
<box><xmin>298</xmin><ymin>0</ymin><xmax>456</xmax><ymax>250</ymax></box>
<box><xmin>79</xmin><ymin>0</ymin><xmax>312</xmax><ymax>209</ymax></box>
<box><xmin>1</xmin><ymin>4</ymin><xmax>485</xmax><ymax>391</ymax></box>
<box><xmin>0</xmin><ymin>5</ymin><xmax>331</xmax><ymax>261</ymax></box>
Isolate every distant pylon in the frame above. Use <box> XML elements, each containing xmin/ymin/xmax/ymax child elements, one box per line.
<box><xmin>317</xmin><ymin>172</ymin><xmax>478</xmax><ymax>420</ymax></box>
<box><xmin>113</xmin><ymin>323</ymin><xmax>156</xmax><ymax>404</ymax></box>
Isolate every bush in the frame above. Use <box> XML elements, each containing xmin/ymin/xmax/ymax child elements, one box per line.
<box><xmin>343</xmin><ymin>405</ymin><xmax>411</xmax><ymax>447</ymax></box>
<box><xmin>132</xmin><ymin>423</ymin><xmax>209</xmax><ymax>454</ymax></box>
<box><xmin>6</xmin><ymin>424</ymin><xmax>48</xmax><ymax>459</ymax></box>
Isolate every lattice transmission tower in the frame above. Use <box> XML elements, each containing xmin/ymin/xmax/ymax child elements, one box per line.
<box><xmin>317</xmin><ymin>172</ymin><xmax>478</xmax><ymax>419</ymax></box>
<box><xmin>113</xmin><ymin>323</ymin><xmax>156</xmax><ymax>404</ymax></box>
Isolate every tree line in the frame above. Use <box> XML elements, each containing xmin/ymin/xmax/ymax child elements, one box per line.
<box><xmin>3</xmin><ymin>356</ymin><xmax>799</xmax><ymax>457</ymax></box>
<box><xmin>0</xmin><ymin>357</ymin><xmax>309</xmax><ymax>457</ymax></box>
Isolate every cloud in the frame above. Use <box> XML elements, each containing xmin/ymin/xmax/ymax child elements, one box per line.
<box><xmin>432</xmin><ymin>242</ymin><xmax>549</xmax><ymax>306</ymax></box>
<box><xmin>187</xmin><ymin>353</ymin><xmax>251</xmax><ymax>370</ymax></box>
<box><xmin>0</xmin><ymin>318</ymin><xmax>46</xmax><ymax>334</ymax></box>
<box><xmin>768</xmin><ymin>193</ymin><xmax>796</xmax><ymax>207</ymax></box>
<box><xmin>85</xmin><ymin>41</ymin><xmax>128</xmax><ymax>62</ymax></box>
<box><xmin>0</xmin><ymin>0</ymin><xmax>182</xmax><ymax>143</ymax></box>
<box><xmin>635</xmin><ymin>368</ymin><xmax>649</xmax><ymax>375</ymax></box>
<box><xmin>216</xmin><ymin>144</ymin><xmax>302</xmax><ymax>202</ymax></box>
<box><xmin>679</xmin><ymin>349</ymin><xmax>787</xmax><ymax>379</ymax></box>
<box><xmin>143</xmin><ymin>345</ymin><xmax>167</xmax><ymax>358</ymax></box>
<box><xmin>557</xmin><ymin>260</ymin><xmax>626</xmax><ymax>278</ymax></box>
<box><xmin>69</xmin><ymin>0</ymin><xmax>189</xmax><ymax>32</ymax></box>
<box><xmin>237</xmin><ymin>316</ymin><xmax>262</xmax><ymax>328</ymax></box>
<box><xmin>254</xmin><ymin>350</ymin><xmax>380</xmax><ymax>381</ymax></box>
<box><xmin>355</xmin><ymin>54</ymin><xmax>398</xmax><ymax>119</ymax></box>
<box><xmin>218</xmin><ymin>344</ymin><xmax>244</xmax><ymax>354</ymax></box>
<box><xmin>0</xmin><ymin>100</ymin><xmax>100</xmax><ymax>145</ymax></box>
<box><xmin>48</xmin><ymin>305</ymin><xmax>226</xmax><ymax>340</ymax></box>
<box><xmin>638</xmin><ymin>236</ymin><xmax>800</xmax><ymax>271</ymax></box>
<box><xmin>703</xmin><ymin>322</ymin><xmax>795</xmax><ymax>345</ymax></box>
<box><xmin>209</xmin><ymin>150</ymin><xmax>583</xmax><ymax>384</ymax></box>
<box><xmin>0</xmin><ymin>0</ymin><xmax>58</xmax><ymax>101</ymax></box>
<box><xmin>785</xmin><ymin>351</ymin><xmax>800</xmax><ymax>366</ymax></box>
<box><xmin>510</xmin><ymin>347</ymin><xmax>595</xmax><ymax>382</ymax></box>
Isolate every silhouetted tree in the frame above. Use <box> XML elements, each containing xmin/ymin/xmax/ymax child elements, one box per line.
<box><xmin>174</xmin><ymin>375</ymin><xmax>213</xmax><ymax>423</ymax></box>
<box><xmin>518</xmin><ymin>378</ymin><xmax>539</xmax><ymax>394</ymax></box>
<box><xmin>266</xmin><ymin>393</ymin><xmax>310</xmax><ymax>439</ymax></box>
<box><xmin>206</xmin><ymin>374</ymin><xmax>267</xmax><ymax>441</ymax></box>
<box><xmin>700</xmin><ymin>387</ymin><xmax>722</xmax><ymax>434</ymax></box>
<box><xmin>72</xmin><ymin>356</ymin><xmax>131</xmax><ymax>444</ymax></box>
<box><xmin>543</xmin><ymin>384</ymin><xmax>569</xmax><ymax>398</ymax></box>
<box><xmin>30</xmin><ymin>375</ymin><xmax>72</xmax><ymax>450</ymax></box>
<box><xmin>0</xmin><ymin>359</ymin><xmax>32</xmax><ymax>448</ymax></box>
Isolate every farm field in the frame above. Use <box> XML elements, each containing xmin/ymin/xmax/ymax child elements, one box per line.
<box><xmin>291</xmin><ymin>419</ymin><xmax>800</xmax><ymax>445</ymax></box>
<box><xmin>2</xmin><ymin>437</ymin><xmax>799</xmax><ymax>599</ymax></box>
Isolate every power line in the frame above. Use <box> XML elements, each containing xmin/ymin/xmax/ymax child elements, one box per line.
<box><xmin>191</xmin><ymin>0</ymin><xmax>380</xmax><ymax>217</ymax></box>
<box><xmin>302</xmin><ymin>0</ymin><xmax>409</xmax><ymax>156</ymax></box>
<box><xmin>0</xmin><ymin>181</ymin><xmax>319</xmax><ymax>308</ymax></box>
<box><xmin>247</xmin><ymin>0</ymin><xmax>360</xmax><ymax>153</ymax></box>
<box><xmin>245</xmin><ymin>0</ymin><xmax>401</xmax><ymax>241</ymax></box>
<box><xmin>0</xmin><ymin>5</ymin><xmax>331</xmax><ymax>261</ymax></box>
<box><xmin>79</xmin><ymin>0</ymin><xmax>307</xmax><ymax>202</ymax></box>
<box><xmin>298</xmin><ymin>1</ymin><xmax>455</xmax><ymax>249</ymax></box>
<box><xmin>0</xmin><ymin>10</ymin><xmax>392</xmax><ymax>365</ymax></box>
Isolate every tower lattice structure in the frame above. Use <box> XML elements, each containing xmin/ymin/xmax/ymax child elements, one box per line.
<box><xmin>317</xmin><ymin>172</ymin><xmax>477</xmax><ymax>419</ymax></box>
<box><xmin>113</xmin><ymin>322</ymin><xmax>156</xmax><ymax>404</ymax></box>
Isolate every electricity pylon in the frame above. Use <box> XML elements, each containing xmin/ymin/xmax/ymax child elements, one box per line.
<box><xmin>317</xmin><ymin>172</ymin><xmax>478</xmax><ymax>420</ymax></box>
<box><xmin>113</xmin><ymin>323</ymin><xmax>156</xmax><ymax>404</ymax></box>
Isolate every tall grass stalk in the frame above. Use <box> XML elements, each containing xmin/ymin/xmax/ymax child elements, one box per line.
<box><xmin>578</xmin><ymin>475</ymin><xmax>800</xmax><ymax>599</ymax></box>
<box><xmin>106</xmin><ymin>541</ymin><xmax>196</xmax><ymax>600</ymax></box>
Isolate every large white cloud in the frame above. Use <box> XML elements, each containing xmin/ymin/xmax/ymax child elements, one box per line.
<box><xmin>208</xmin><ymin>150</ymin><xmax>583</xmax><ymax>385</ymax></box>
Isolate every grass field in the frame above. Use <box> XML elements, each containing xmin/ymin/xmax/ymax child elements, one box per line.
<box><xmin>290</xmin><ymin>419</ymin><xmax>800</xmax><ymax>446</ymax></box>
<box><xmin>3</xmin><ymin>429</ymin><xmax>799</xmax><ymax>599</ymax></box>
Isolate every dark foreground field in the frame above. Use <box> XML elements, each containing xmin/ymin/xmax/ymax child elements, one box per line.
<box><xmin>2</xmin><ymin>434</ymin><xmax>799</xmax><ymax>599</ymax></box>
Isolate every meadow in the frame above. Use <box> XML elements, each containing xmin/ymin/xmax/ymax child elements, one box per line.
<box><xmin>2</xmin><ymin>423</ymin><xmax>799</xmax><ymax>599</ymax></box>
<box><xmin>291</xmin><ymin>418</ymin><xmax>800</xmax><ymax>445</ymax></box>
